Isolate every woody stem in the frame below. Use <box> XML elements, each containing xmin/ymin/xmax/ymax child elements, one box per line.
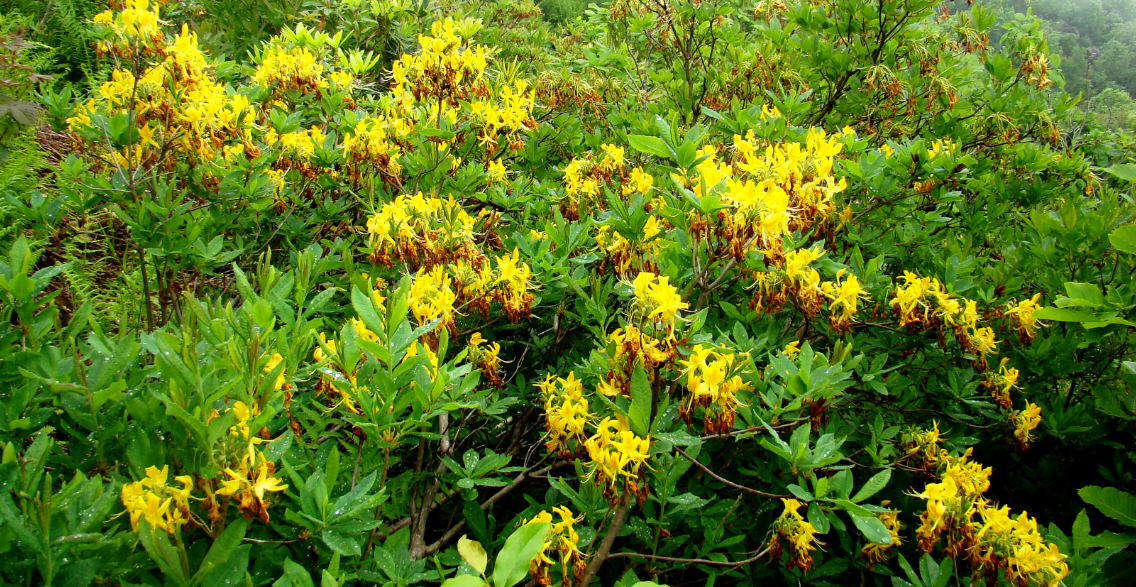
<box><xmin>579</xmin><ymin>491</ymin><xmax>632</xmax><ymax>586</ymax></box>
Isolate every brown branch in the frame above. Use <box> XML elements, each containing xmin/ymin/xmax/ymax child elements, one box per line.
<box><xmin>419</xmin><ymin>461</ymin><xmax>568</xmax><ymax>557</ymax></box>
<box><xmin>606</xmin><ymin>547</ymin><xmax>771</xmax><ymax>567</ymax></box>
<box><xmin>675</xmin><ymin>448</ymin><xmax>788</xmax><ymax>498</ymax></box>
<box><xmin>579</xmin><ymin>492</ymin><xmax>632</xmax><ymax>587</ymax></box>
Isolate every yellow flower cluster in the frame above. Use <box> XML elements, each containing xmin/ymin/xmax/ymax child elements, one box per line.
<box><xmin>912</xmin><ymin>449</ymin><xmax>1067</xmax><ymax>587</ymax></box>
<box><xmin>596</xmin><ymin>214</ymin><xmax>664</xmax><ymax>276</ymax></box>
<box><xmin>263</xmin><ymin>351</ymin><xmax>287</xmax><ymax>392</ymax></box>
<box><xmin>1003</xmin><ymin>293</ymin><xmax>1042</xmax><ymax>343</ymax></box>
<box><xmin>277</xmin><ymin>127</ymin><xmax>326</xmax><ymax>162</ymax></box>
<box><xmin>216</xmin><ymin>453</ymin><xmax>289</xmax><ymax>524</ymax></box>
<box><xmin>365</xmin><ymin>192</ymin><xmax>536</xmax><ymax>327</ymax></box>
<box><xmin>912</xmin><ymin>450</ymin><xmax>992</xmax><ymax>550</ymax></box>
<box><xmin>1010</xmin><ymin>402</ymin><xmax>1042</xmax><ymax>451</ymax></box>
<box><xmin>603</xmin><ymin>326</ymin><xmax>677</xmax><ymax>386</ymax></box>
<box><xmin>524</xmin><ymin>506</ymin><xmax>586</xmax><ymax>587</ymax></box>
<box><xmin>925</xmin><ymin>138</ymin><xmax>955</xmax><ymax>159</ymax></box>
<box><xmin>253</xmin><ymin>43</ymin><xmax>354</xmax><ymax>106</ymax></box>
<box><xmin>751</xmin><ymin>248</ymin><xmax>868</xmax><ymax>334</ymax></box>
<box><xmin>769</xmin><ymin>498</ymin><xmax>822</xmax><ymax>571</ymax></box>
<box><xmin>596</xmin><ymin>272</ymin><xmax>687</xmax><ymax>395</ymax></box>
<box><xmin>254</xmin><ymin>46</ymin><xmax>323</xmax><ymax>91</ymax></box>
<box><xmin>92</xmin><ymin>0</ymin><xmax>163</xmax><ymax>54</ymax></box>
<box><xmin>312</xmin><ymin>331</ymin><xmax>360</xmax><ymax>413</ymax></box>
<box><xmin>539</xmin><ymin>373</ymin><xmax>590</xmax><ymax>457</ymax></box>
<box><xmin>492</xmin><ymin>249</ymin><xmax>536</xmax><ymax>322</ymax></box>
<box><xmin>366</xmin><ymin>192</ymin><xmax>479</xmax><ymax>267</ymax></box>
<box><xmin>342</xmin><ymin>115</ymin><xmax>413</xmax><ymax>186</ymax></box>
<box><xmin>409</xmin><ymin>265</ymin><xmax>458</xmax><ymax>336</ymax></box>
<box><xmin>384</xmin><ymin>17</ymin><xmax>535</xmax><ymax>158</ymax></box>
<box><xmin>561</xmin><ymin>146</ymin><xmax>625</xmax><ymax>219</ymax></box>
<box><xmin>486</xmin><ymin>160</ymin><xmax>507</xmax><ymax>184</ymax></box>
<box><xmin>983</xmin><ymin>357</ymin><xmax>1019</xmax><ymax>410</ymax></box>
<box><xmin>467</xmin><ymin>332</ymin><xmax>503</xmax><ymax>388</ymax></box>
<box><xmin>890</xmin><ymin>271</ymin><xmax>997</xmax><ymax>367</ymax></box>
<box><xmin>677</xmin><ymin>344</ymin><xmax>752</xmax><ymax>434</ymax></box>
<box><xmin>631</xmin><ymin>271</ymin><xmax>688</xmax><ymax>331</ymax></box>
<box><xmin>584</xmin><ymin>417</ymin><xmax>651</xmax><ymax>502</ymax></box>
<box><xmin>212</xmin><ymin>401</ymin><xmax>289</xmax><ymax>524</ymax></box>
<box><xmin>782</xmin><ymin>247</ymin><xmax>826</xmax><ymax>314</ymax></box>
<box><xmin>121</xmin><ymin>465</ymin><xmax>194</xmax><ymax>534</ymax></box>
<box><xmin>683</xmin><ymin>125</ymin><xmax>847</xmax><ymax>261</ymax></box>
<box><xmin>861</xmin><ymin>504</ymin><xmax>903</xmax><ymax>566</ymax></box>
<box><xmin>70</xmin><ymin>26</ymin><xmax>254</xmax><ymax>170</ymax></box>
<box><xmin>624</xmin><ymin>166</ymin><xmax>653</xmax><ymax>196</ymax></box>
<box><xmin>391</xmin><ymin>18</ymin><xmax>490</xmax><ymax>108</ymax></box>
<box><xmin>974</xmin><ymin>503</ymin><xmax>1068</xmax><ymax>587</ymax></box>
<box><xmin>904</xmin><ymin>421</ymin><xmax>945</xmax><ymax>471</ymax></box>
<box><xmin>469</xmin><ymin>81</ymin><xmax>536</xmax><ymax>154</ymax></box>
<box><xmin>821</xmin><ymin>269</ymin><xmax>870</xmax><ymax>334</ymax></box>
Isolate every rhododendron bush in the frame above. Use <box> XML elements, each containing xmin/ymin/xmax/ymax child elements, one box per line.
<box><xmin>2</xmin><ymin>0</ymin><xmax>1136</xmax><ymax>586</ymax></box>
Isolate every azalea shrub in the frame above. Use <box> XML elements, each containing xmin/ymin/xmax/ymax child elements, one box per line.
<box><xmin>2</xmin><ymin>1</ymin><xmax>1136</xmax><ymax>587</ymax></box>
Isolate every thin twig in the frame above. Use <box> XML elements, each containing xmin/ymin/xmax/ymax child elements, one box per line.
<box><xmin>606</xmin><ymin>547</ymin><xmax>771</xmax><ymax>567</ymax></box>
<box><xmin>675</xmin><ymin>448</ymin><xmax>789</xmax><ymax>498</ymax></box>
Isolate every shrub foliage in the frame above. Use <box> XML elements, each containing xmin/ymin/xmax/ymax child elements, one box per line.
<box><xmin>2</xmin><ymin>0</ymin><xmax>1136</xmax><ymax>586</ymax></box>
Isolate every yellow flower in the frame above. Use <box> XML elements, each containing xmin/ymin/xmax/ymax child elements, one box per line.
<box><xmin>121</xmin><ymin>463</ymin><xmax>195</xmax><ymax>535</ymax></box>
<box><xmin>822</xmin><ymin>269</ymin><xmax>869</xmax><ymax>333</ymax></box>
<box><xmin>630</xmin><ymin>272</ymin><xmax>688</xmax><ymax>327</ymax></box>
<box><xmin>583</xmin><ymin>417</ymin><xmax>650</xmax><ymax>497</ymax></box>
<box><xmin>409</xmin><ymin>265</ymin><xmax>457</xmax><ymax>333</ymax></box>
<box><xmin>1012</xmin><ymin>403</ymin><xmax>1042</xmax><ymax>449</ymax></box>
<box><xmin>251</xmin><ymin>457</ymin><xmax>289</xmax><ymax>504</ymax></box>
<box><xmin>624</xmin><ymin>167</ymin><xmax>654</xmax><ymax>195</ymax></box>
<box><xmin>1005</xmin><ymin>293</ymin><xmax>1042</xmax><ymax>342</ymax></box>
<box><xmin>772</xmin><ymin>498</ymin><xmax>822</xmax><ymax>571</ymax></box>
<box><xmin>600</xmin><ymin>143</ymin><xmax>624</xmax><ymax>171</ymax></box>
<box><xmin>313</xmin><ymin>332</ymin><xmax>338</xmax><ymax>362</ymax></box>
<box><xmin>524</xmin><ymin>506</ymin><xmax>585</xmax><ymax>584</ymax></box>
<box><xmin>487</xmin><ymin>160</ymin><xmax>507</xmax><ymax>183</ymax></box>
<box><xmin>540</xmin><ymin>373</ymin><xmax>590</xmax><ymax>455</ymax></box>
<box><xmin>264</xmin><ymin>352</ymin><xmax>286</xmax><ymax>391</ymax></box>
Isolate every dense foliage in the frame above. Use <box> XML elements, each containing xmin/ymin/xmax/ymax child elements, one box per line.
<box><xmin>1</xmin><ymin>1</ymin><xmax>1136</xmax><ymax>587</ymax></box>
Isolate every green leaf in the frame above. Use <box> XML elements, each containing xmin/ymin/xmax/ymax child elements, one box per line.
<box><xmin>831</xmin><ymin>499</ymin><xmax>870</xmax><ymax>516</ymax></box>
<box><xmin>627</xmin><ymin>135</ymin><xmax>673</xmax><ymax>159</ymax></box>
<box><xmin>281</xmin><ymin>559</ymin><xmax>316</xmax><ymax>587</ymax></box>
<box><xmin>1080</xmin><ymin>486</ymin><xmax>1136</xmax><ymax>528</ymax></box>
<box><xmin>352</xmin><ymin>286</ymin><xmax>385</xmax><ymax>339</ymax></box>
<box><xmin>56</xmin><ymin>560</ymin><xmax>97</xmax><ymax>587</ymax></box>
<box><xmin>458</xmin><ymin>535</ymin><xmax>488</xmax><ymax>575</ymax></box>
<box><xmin>628</xmin><ymin>365</ymin><xmax>652</xmax><ymax>437</ymax></box>
<box><xmin>849</xmin><ymin>513</ymin><xmax>894</xmax><ymax>545</ymax></box>
<box><xmin>202</xmin><ymin>544</ymin><xmax>250</xmax><ymax>587</ymax></box>
<box><xmin>1033</xmin><ymin>307</ymin><xmax>1099</xmax><ymax>322</ymax></box>
<box><xmin>321</xmin><ymin>530</ymin><xmax>361</xmax><ymax>556</ymax></box>
<box><xmin>491</xmin><ymin>522</ymin><xmax>550</xmax><ymax>587</ymax></box>
<box><xmin>441</xmin><ymin>576</ymin><xmax>487</xmax><ymax>587</ymax></box>
<box><xmin>1104</xmin><ymin>164</ymin><xmax>1136</xmax><ymax>182</ymax></box>
<box><xmin>807</xmin><ymin>502</ymin><xmax>830</xmax><ymax>534</ymax></box>
<box><xmin>1064</xmin><ymin>282</ymin><xmax>1105</xmax><ymax>307</ymax></box>
<box><xmin>140</xmin><ymin>522</ymin><xmax>189</xmax><ymax>587</ymax></box>
<box><xmin>896</xmin><ymin>554</ymin><xmax>922</xmax><ymax>587</ymax></box>
<box><xmin>1084</xmin><ymin>531</ymin><xmax>1136</xmax><ymax>549</ymax></box>
<box><xmin>851</xmin><ymin>469</ymin><xmax>891</xmax><ymax>503</ymax></box>
<box><xmin>1110</xmin><ymin>225</ymin><xmax>1136</xmax><ymax>255</ymax></box>
<box><xmin>193</xmin><ymin>518</ymin><xmax>248</xmax><ymax>584</ymax></box>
